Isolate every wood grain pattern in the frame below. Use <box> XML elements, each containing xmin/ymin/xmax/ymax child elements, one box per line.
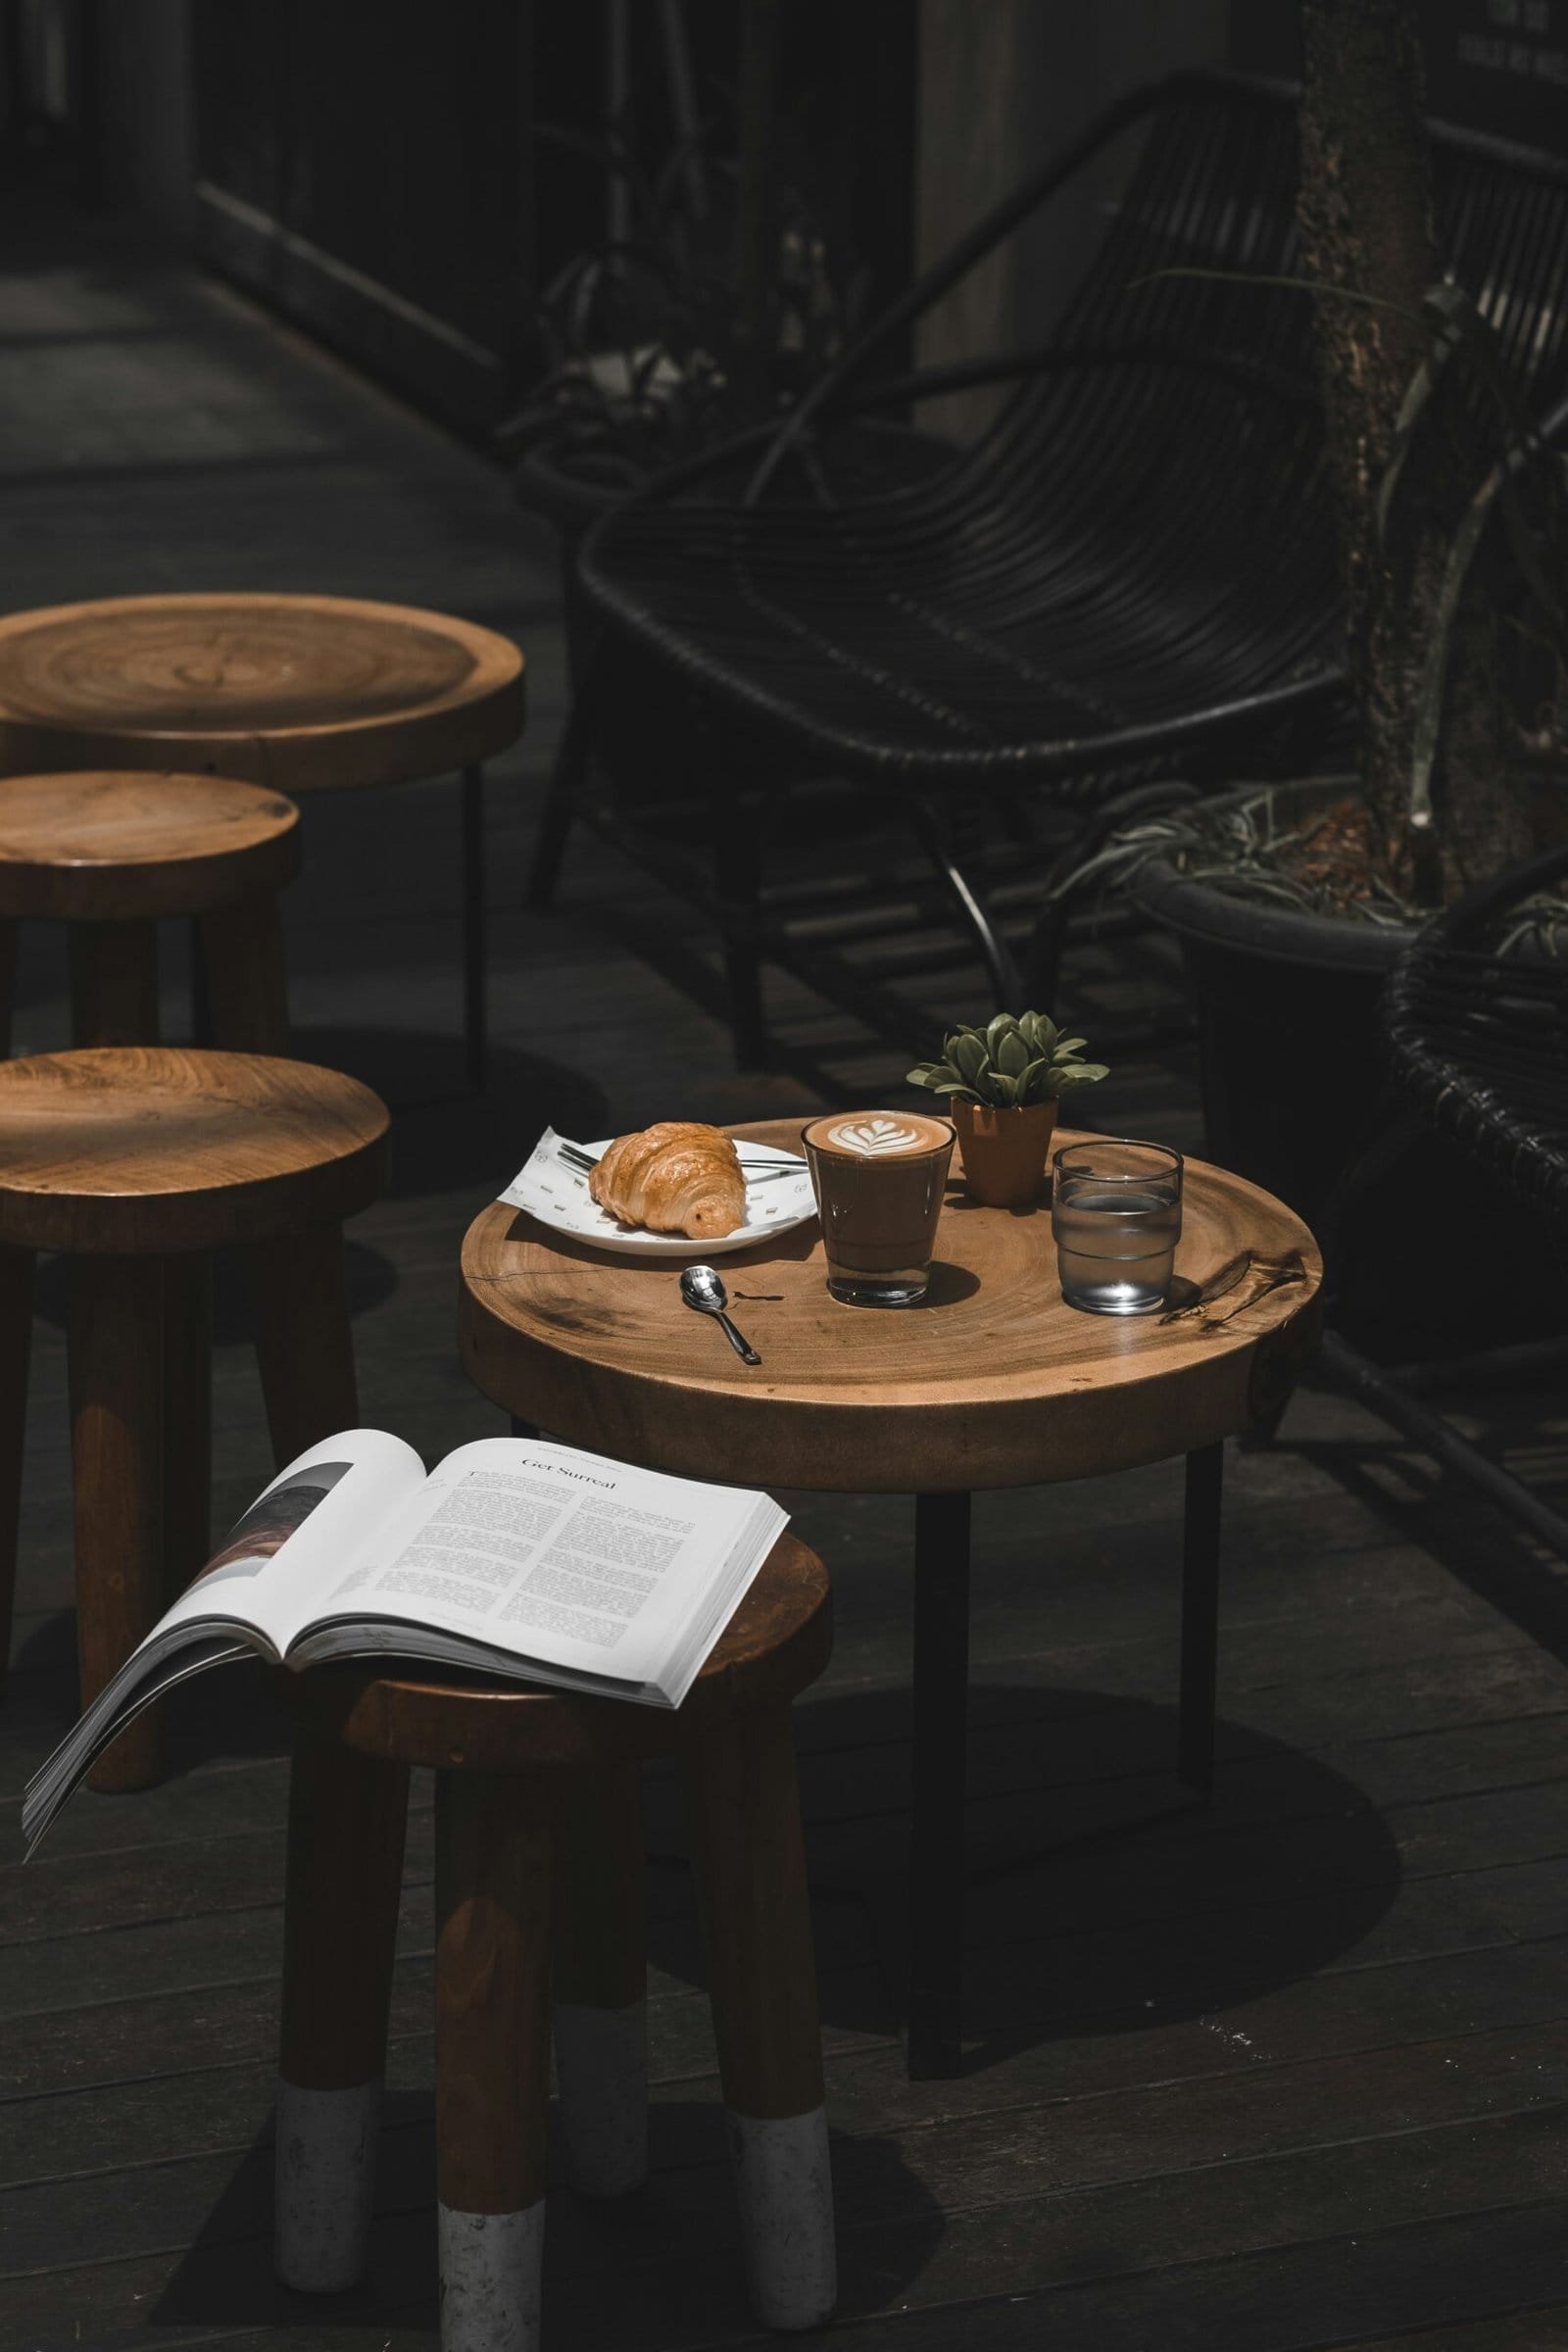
<box><xmin>0</xmin><ymin>594</ymin><xmax>526</xmax><ymax>796</ymax></box>
<box><xmin>685</xmin><ymin>1704</ymin><xmax>828</xmax><ymax>2121</ymax></box>
<box><xmin>0</xmin><ymin>770</ymin><xmax>300</xmax><ymax>921</ymax></box>
<box><xmin>68</xmin><ymin>1253</ymin><xmax>164</xmax><ymax>1792</ymax></box>
<box><xmin>0</xmin><ymin>1048</ymin><xmax>387</xmax><ymax>1254</ymax></box>
<box><xmin>435</xmin><ymin>1766</ymin><xmax>553</xmax><ymax>2214</ymax></box>
<box><xmin>247</xmin><ymin>1224</ymin><xmax>360</xmax><ymax>1466</ymax></box>
<box><xmin>279</xmin><ymin>1723</ymin><xmax>410</xmax><ymax>2091</ymax></box>
<box><xmin>460</xmin><ymin>1122</ymin><xmax>1324</xmax><ymax>1493</ymax></box>
<box><xmin>288</xmin><ymin>1533</ymin><xmax>832</xmax><ymax>1775</ymax></box>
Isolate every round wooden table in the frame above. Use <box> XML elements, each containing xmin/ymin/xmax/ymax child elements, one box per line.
<box><xmin>0</xmin><ymin>594</ymin><xmax>526</xmax><ymax>1087</ymax></box>
<box><xmin>460</xmin><ymin>1121</ymin><xmax>1323</xmax><ymax>2077</ymax></box>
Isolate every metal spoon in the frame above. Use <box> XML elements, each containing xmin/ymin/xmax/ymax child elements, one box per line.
<box><xmin>679</xmin><ymin>1264</ymin><xmax>761</xmax><ymax>1365</ymax></box>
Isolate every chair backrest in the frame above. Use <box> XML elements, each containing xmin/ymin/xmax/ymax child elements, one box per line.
<box><xmin>1385</xmin><ymin>839</ymin><xmax>1568</xmax><ymax>1229</ymax></box>
<box><xmin>964</xmin><ymin>73</ymin><xmax>1568</xmax><ymax>496</ymax></box>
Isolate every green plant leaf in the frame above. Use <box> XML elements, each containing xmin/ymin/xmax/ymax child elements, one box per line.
<box><xmin>951</xmin><ymin>1032</ymin><xmax>990</xmax><ymax>1086</ymax></box>
<box><xmin>991</xmin><ymin>1069</ymin><xmax>1020</xmax><ymax>1105</ymax></box>
<box><xmin>985</xmin><ymin>1011</ymin><xmax>1020</xmax><ymax>1053</ymax></box>
<box><xmin>995</xmin><ymin>1027</ymin><xmax>1031</xmax><ymax>1079</ymax></box>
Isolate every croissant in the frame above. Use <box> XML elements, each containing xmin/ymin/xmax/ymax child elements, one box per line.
<box><xmin>588</xmin><ymin>1121</ymin><xmax>747</xmax><ymax>1239</ymax></box>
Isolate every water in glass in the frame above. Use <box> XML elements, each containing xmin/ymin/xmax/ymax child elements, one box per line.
<box><xmin>1054</xmin><ymin>1182</ymin><xmax>1180</xmax><ymax>1314</ymax></box>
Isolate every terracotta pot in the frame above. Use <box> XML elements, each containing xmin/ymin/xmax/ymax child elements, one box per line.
<box><xmin>952</xmin><ymin>1098</ymin><xmax>1058</xmax><ymax>1208</ymax></box>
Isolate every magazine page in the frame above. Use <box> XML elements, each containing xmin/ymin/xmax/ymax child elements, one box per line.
<box><xmin>22</xmin><ymin>1431</ymin><xmax>428</xmax><ymax>1854</ymax></box>
<box><xmin>157</xmin><ymin>1428</ymin><xmax>428</xmax><ymax>1654</ymax></box>
<box><xmin>302</xmin><ymin>1436</ymin><xmax>775</xmax><ymax>1687</ymax></box>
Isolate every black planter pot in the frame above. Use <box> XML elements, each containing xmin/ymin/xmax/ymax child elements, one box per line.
<box><xmin>1133</xmin><ymin>779</ymin><xmax>1568</xmax><ymax>1358</ymax></box>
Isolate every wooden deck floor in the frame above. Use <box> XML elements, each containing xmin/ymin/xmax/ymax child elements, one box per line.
<box><xmin>4</xmin><ymin>211</ymin><xmax>1568</xmax><ymax>2352</ymax></box>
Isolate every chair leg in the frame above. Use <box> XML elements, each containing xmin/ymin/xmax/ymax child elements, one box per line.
<box><xmin>67</xmin><ymin>1253</ymin><xmax>164</xmax><ymax>1790</ymax></box>
<box><xmin>275</xmin><ymin>1721</ymin><xmax>410</xmax><ymax>2293</ymax></box>
<box><xmin>69</xmin><ymin>920</ymin><xmax>160</xmax><ymax>1047</ymax></box>
<box><xmin>461</xmin><ymin>765</ymin><xmax>487</xmax><ymax>1095</ymax></box>
<box><xmin>436</xmin><ymin>1768</ymin><xmax>553</xmax><ymax>2352</ymax></box>
<box><xmin>0</xmin><ymin>1245</ymin><xmax>32</xmax><ymax>1691</ymax></box>
<box><xmin>552</xmin><ymin>1763</ymin><xmax>648</xmax><ymax>2196</ymax></box>
<box><xmin>161</xmin><ymin>1255</ymin><xmax>211</xmax><ymax>1604</ymax></box>
<box><xmin>1178</xmin><ymin>1442</ymin><xmax>1224</xmax><ymax>1798</ymax></box>
<box><xmin>246</xmin><ymin>1224</ymin><xmax>359</xmax><ymax>1467</ymax></box>
<box><xmin>200</xmin><ymin>897</ymin><xmax>291</xmax><ymax>1055</ymax></box>
<box><xmin>906</xmin><ymin>801</ymin><xmax>1020</xmax><ymax>1010</ymax></box>
<box><xmin>685</xmin><ymin>1706</ymin><xmax>836</xmax><ymax>2332</ymax></box>
<box><xmin>528</xmin><ymin>693</ymin><xmax>594</xmax><ymax>911</ymax></box>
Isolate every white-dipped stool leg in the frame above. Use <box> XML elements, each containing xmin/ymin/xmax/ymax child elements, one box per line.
<box><xmin>554</xmin><ymin>1997</ymin><xmax>648</xmax><ymax>2195</ymax></box>
<box><xmin>439</xmin><ymin>2201</ymin><xmax>545</xmax><ymax>2352</ymax></box>
<box><xmin>274</xmin><ymin>2078</ymin><xmax>381</xmax><ymax>2292</ymax></box>
<box><xmin>686</xmin><ymin>1707</ymin><xmax>838</xmax><ymax>2330</ymax></box>
<box><xmin>727</xmin><ymin>2106</ymin><xmax>837</xmax><ymax>2330</ymax></box>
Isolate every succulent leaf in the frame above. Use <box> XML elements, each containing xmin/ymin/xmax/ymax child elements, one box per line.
<box><xmin>910</xmin><ymin>1010</ymin><xmax>1108</xmax><ymax>1106</ymax></box>
<box><xmin>952</xmin><ymin>1032</ymin><xmax>990</xmax><ymax>1086</ymax></box>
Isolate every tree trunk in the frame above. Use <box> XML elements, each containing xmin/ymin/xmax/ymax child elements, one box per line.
<box><xmin>1296</xmin><ymin>0</ymin><xmax>1530</xmax><ymax>893</ymax></box>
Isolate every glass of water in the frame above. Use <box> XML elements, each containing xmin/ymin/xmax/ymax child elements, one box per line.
<box><xmin>1052</xmin><ymin>1140</ymin><xmax>1184</xmax><ymax>1315</ymax></box>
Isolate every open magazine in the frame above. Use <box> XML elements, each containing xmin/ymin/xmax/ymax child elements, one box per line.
<box><xmin>24</xmin><ymin>1430</ymin><xmax>787</xmax><ymax>1852</ymax></box>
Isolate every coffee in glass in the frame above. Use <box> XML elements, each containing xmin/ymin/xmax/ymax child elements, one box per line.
<box><xmin>803</xmin><ymin>1112</ymin><xmax>956</xmax><ymax>1305</ymax></box>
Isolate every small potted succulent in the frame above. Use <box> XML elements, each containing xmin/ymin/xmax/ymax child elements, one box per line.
<box><xmin>907</xmin><ymin>1012</ymin><xmax>1108</xmax><ymax>1208</ymax></box>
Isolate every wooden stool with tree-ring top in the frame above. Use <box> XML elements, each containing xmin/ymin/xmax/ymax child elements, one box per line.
<box><xmin>0</xmin><ymin>1047</ymin><xmax>387</xmax><ymax>1790</ymax></box>
<box><xmin>274</xmin><ymin>1534</ymin><xmax>837</xmax><ymax>2349</ymax></box>
<box><xmin>0</xmin><ymin>769</ymin><xmax>300</xmax><ymax>1054</ymax></box>
<box><xmin>0</xmin><ymin>595</ymin><xmax>527</xmax><ymax>1089</ymax></box>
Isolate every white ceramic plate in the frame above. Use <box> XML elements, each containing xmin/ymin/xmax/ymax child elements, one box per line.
<box><xmin>499</xmin><ymin>1129</ymin><xmax>817</xmax><ymax>1260</ymax></box>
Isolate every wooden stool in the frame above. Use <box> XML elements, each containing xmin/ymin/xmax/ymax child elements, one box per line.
<box><xmin>0</xmin><ymin>594</ymin><xmax>527</xmax><ymax>1088</ymax></box>
<box><xmin>0</xmin><ymin>1047</ymin><xmax>388</xmax><ymax>1789</ymax></box>
<box><xmin>0</xmin><ymin>769</ymin><xmax>300</xmax><ymax>1054</ymax></box>
<box><xmin>274</xmin><ymin>1534</ymin><xmax>837</xmax><ymax>2348</ymax></box>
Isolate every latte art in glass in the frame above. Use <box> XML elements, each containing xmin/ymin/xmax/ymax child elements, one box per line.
<box><xmin>825</xmin><ymin>1117</ymin><xmax>930</xmax><ymax>1158</ymax></box>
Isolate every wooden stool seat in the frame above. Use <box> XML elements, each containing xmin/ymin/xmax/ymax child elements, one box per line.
<box><xmin>0</xmin><ymin>1047</ymin><xmax>386</xmax><ymax>1254</ymax></box>
<box><xmin>275</xmin><ymin>1535</ymin><xmax>837</xmax><ymax>2348</ymax></box>
<box><xmin>0</xmin><ymin>769</ymin><xmax>299</xmax><ymax>921</ymax></box>
<box><xmin>0</xmin><ymin>593</ymin><xmax>525</xmax><ymax>792</ymax></box>
<box><xmin>291</xmin><ymin>1533</ymin><xmax>831</xmax><ymax>1773</ymax></box>
<box><xmin>0</xmin><ymin>592</ymin><xmax>527</xmax><ymax>1088</ymax></box>
<box><xmin>0</xmin><ymin>1048</ymin><xmax>390</xmax><ymax>1792</ymax></box>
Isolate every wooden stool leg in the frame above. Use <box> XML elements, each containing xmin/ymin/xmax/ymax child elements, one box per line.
<box><xmin>162</xmin><ymin>1255</ymin><xmax>211</xmax><ymax>1603</ymax></box>
<box><xmin>0</xmin><ymin>915</ymin><xmax>18</xmax><ymax>1055</ymax></box>
<box><xmin>685</xmin><ymin>1708</ymin><xmax>836</xmax><ymax>2332</ymax></box>
<box><xmin>461</xmin><ymin>765</ymin><xmax>486</xmax><ymax>1095</ymax></box>
<box><xmin>553</xmin><ymin>1764</ymin><xmax>648</xmax><ymax>2196</ymax></box>
<box><xmin>200</xmin><ymin>897</ymin><xmax>291</xmax><ymax>1056</ymax></box>
<box><xmin>247</xmin><ymin>1225</ymin><xmax>358</xmax><ymax>1467</ymax></box>
<box><xmin>436</xmin><ymin>1769</ymin><xmax>553</xmax><ymax>2352</ymax></box>
<box><xmin>275</xmin><ymin>1721</ymin><xmax>409</xmax><ymax>2293</ymax></box>
<box><xmin>68</xmin><ymin>1254</ymin><xmax>164</xmax><ymax>1790</ymax></box>
<box><xmin>69</xmin><ymin>920</ymin><xmax>160</xmax><ymax>1046</ymax></box>
<box><xmin>0</xmin><ymin>1245</ymin><xmax>32</xmax><ymax>1690</ymax></box>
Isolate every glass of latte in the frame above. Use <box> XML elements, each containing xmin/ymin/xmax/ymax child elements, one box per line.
<box><xmin>802</xmin><ymin>1112</ymin><xmax>956</xmax><ymax>1305</ymax></box>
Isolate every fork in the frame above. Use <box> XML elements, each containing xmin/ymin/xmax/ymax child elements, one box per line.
<box><xmin>556</xmin><ymin>1140</ymin><xmax>805</xmax><ymax>1184</ymax></box>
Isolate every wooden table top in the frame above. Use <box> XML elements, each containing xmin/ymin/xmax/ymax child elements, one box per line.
<box><xmin>460</xmin><ymin>1122</ymin><xmax>1323</xmax><ymax>1494</ymax></box>
<box><xmin>0</xmin><ymin>593</ymin><xmax>525</xmax><ymax>795</ymax></box>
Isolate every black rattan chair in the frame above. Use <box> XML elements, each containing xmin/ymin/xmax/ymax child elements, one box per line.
<box><xmin>532</xmin><ymin>69</ymin><xmax>1568</xmax><ymax>1062</ymax></box>
<box><xmin>1321</xmin><ymin>842</ymin><xmax>1568</xmax><ymax>1560</ymax></box>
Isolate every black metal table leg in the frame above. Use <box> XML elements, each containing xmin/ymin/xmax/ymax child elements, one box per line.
<box><xmin>907</xmin><ymin>1488</ymin><xmax>972</xmax><ymax>2080</ymax></box>
<box><xmin>1178</xmin><ymin>1441</ymin><xmax>1224</xmax><ymax>1798</ymax></box>
<box><xmin>461</xmin><ymin>763</ymin><xmax>486</xmax><ymax>1094</ymax></box>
